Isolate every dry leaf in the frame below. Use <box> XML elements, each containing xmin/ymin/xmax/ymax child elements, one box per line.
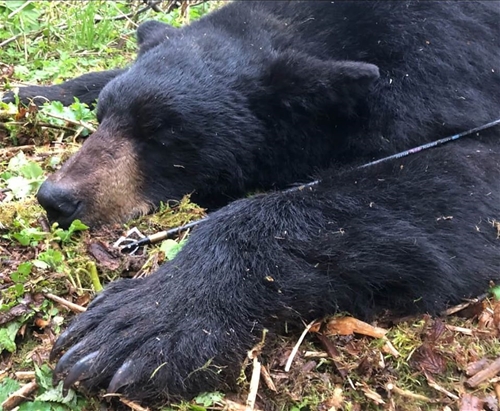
<box><xmin>318</xmin><ymin>387</ymin><xmax>344</xmax><ymax>410</ymax></box>
<box><xmin>412</xmin><ymin>344</ymin><xmax>446</xmax><ymax>375</ymax></box>
<box><xmin>460</xmin><ymin>393</ymin><xmax>484</xmax><ymax>411</ymax></box>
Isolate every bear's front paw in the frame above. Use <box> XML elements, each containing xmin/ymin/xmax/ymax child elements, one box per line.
<box><xmin>2</xmin><ymin>85</ymin><xmax>68</xmax><ymax>106</ymax></box>
<box><xmin>50</xmin><ymin>274</ymin><xmax>255</xmax><ymax>402</ymax></box>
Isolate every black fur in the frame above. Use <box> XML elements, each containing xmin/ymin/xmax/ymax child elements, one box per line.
<box><xmin>8</xmin><ymin>0</ymin><xmax>500</xmax><ymax>405</ymax></box>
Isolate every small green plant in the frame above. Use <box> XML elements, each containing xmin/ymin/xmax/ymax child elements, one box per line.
<box><xmin>191</xmin><ymin>392</ymin><xmax>224</xmax><ymax>410</ymax></box>
<box><xmin>0</xmin><ymin>366</ymin><xmax>85</xmax><ymax>410</ymax></box>
<box><xmin>0</xmin><ymin>321</ymin><xmax>23</xmax><ymax>352</ymax></box>
<box><xmin>160</xmin><ymin>238</ymin><xmax>188</xmax><ymax>260</ymax></box>
<box><xmin>491</xmin><ymin>285</ymin><xmax>500</xmax><ymax>300</ymax></box>
<box><xmin>1</xmin><ymin>151</ymin><xmax>45</xmax><ymax>200</ymax></box>
<box><xmin>11</xmin><ymin>226</ymin><xmax>47</xmax><ymax>247</ymax></box>
<box><xmin>52</xmin><ymin>219</ymin><xmax>89</xmax><ymax>244</ymax></box>
<box><xmin>39</xmin><ymin>99</ymin><xmax>96</xmax><ymax>136</ymax></box>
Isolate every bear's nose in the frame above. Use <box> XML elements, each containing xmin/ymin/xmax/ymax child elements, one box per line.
<box><xmin>37</xmin><ymin>180</ymin><xmax>80</xmax><ymax>228</ymax></box>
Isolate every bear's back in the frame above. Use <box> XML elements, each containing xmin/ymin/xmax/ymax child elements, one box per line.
<box><xmin>199</xmin><ymin>1</ymin><xmax>500</xmax><ymax>161</ymax></box>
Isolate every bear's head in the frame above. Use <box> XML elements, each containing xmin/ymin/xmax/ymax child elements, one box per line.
<box><xmin>37</xmin><ymin>22</ymin><xmax>379</xmax><ymax>228</ymax></box>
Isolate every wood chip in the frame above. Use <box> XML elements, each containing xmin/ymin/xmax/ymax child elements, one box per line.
<box><xmin>466</xmin><ymin>358</ymin><xmax>491</xmax><ymax>377</ymax></box>
<box><xmin>225</xmin><ymin>399</ymin><xmax>255</xmax><ymax>411</ymax></box>
<box><xmin>495</xmin><ymin>383</ymin><xmax>500</xmax><ymax>404</ymax></box>
<box><xmin>325</xmin><ymin>317</ymin><xmax>387</xmax><ymax>338</ymax></box>
<box><xmin>459</xmin><ymin>393</ymin><xmax>484</xmax><ymax>411</ymax></box>
<box><xmin>316</xmin><ymin>333</ymin><xmax>348</xmax><ymax>378</ymax></box>
<box><xmin>260</xmin><ymin>364</ymin><xmax>276</xmax><ymax>392</ymax></box>
<box><xmin>362</xmin><ymin>385</ymin><xmax>385</xmax><ymax>404</ymax></box>
<box><xmin>466</xmin><ymin>356</ymin><xmax>500</xmax><ymax>388</ymax></box>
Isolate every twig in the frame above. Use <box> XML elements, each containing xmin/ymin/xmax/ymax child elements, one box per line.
<box><xmin>425</xmin><ymin>373</ymin><xmax>459</xmax><ymax>400</ymax></box>
<box><xmin>382</xmin><ymin>339</ymin><xmax>400</xmax><ymax>358</ymax></box>
<box><xmin>44</xmin><ymin>293</ymin><xmax>86</xmax><ymax>313</ymax></box>
<box><xmin>120</xmin><ymin>398</ymin><xmax>150</xmax><ymax>411</ymax></box>
<box><xmin>1</xmin><ymin>381</ymin><xmax>38</xmax><ymax>411</ymax></box>
<box><xmin>0</xmin><ymin>23</ymin><xmax>67</xmax><ymax>48</ymax></box>
<box><xmin>445</xmin><ymin>324</ymin><xmax>490</xmax><ymax>336</ymax></box>
<box><xmin>441</xmin><ymin>293</ymin><xmax>488</xmax><ymax>316</ymax></box>
<box><xmin>316</xmin><ymin>333</ymin><xmax>348</xmax><ymax>378</ymax></box>
<box><xmin>8</xmin><ymin>0</ymin><xmax>33</xmax><ymax>18</ymax></box>
<box><xmin>465</xmin><ymin>356</ymin><xmax>500</xmax><ymax>388</ymax></box>
<box><xmin>285</xmin><ymin>319</ymin><xmax>317</xmax><ymax>372</ymax></box>
<box><xmin>42</xmin><ymin>112</ymin><xmax>96</xmax><ymax>133</ymax></box>
<box><xmin>14</xmin><ymin>371</ymin><xmax>36</xmax><ymax>380</ymax></box>
<box><xmin>386</xmin><ymin>383</ymin><xmax>434</xmax><ymax>403</ymax></box>
<box><xmin>466</xmin><ymin>358</ymin><xmax>491</xmax><ymax>377</ymax></box>
<box><xmin>245</xmin><ymin>356</ymin><xmax>261</xmax><ymax>411</ymax></box>
<box><xmin>260</xmin><ymin>364</ymin><xmax>276</xmax><ymax>392</ymax></box>
<box><xmin>0</xmin><ymin>145</ymin><xmax>35</xmax><ymax>154</ymax></box>
<box><xmin>94</xmin><ymin>7</ymin><xmax>148</xmax><ymax>23</ymax></box>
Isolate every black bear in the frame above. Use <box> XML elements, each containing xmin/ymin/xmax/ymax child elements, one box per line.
<box><xmin>4</xmin><ymin>0</ymin><xmax>500</xmax><ymax>405</ymax></box>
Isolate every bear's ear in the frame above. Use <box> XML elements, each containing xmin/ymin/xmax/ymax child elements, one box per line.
<box><xmin>136</xmin><ymin>21</ymin><xmax>178</xmax><ymax>55</ymax></box>
<box><xmin>261</xmin><ymin>51</ymin><xmax>379</xmax><ymax>116</ymax></box>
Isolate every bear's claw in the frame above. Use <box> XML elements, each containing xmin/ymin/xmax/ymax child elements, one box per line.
<box><xmin>62</xmin><ymin>351</ymin><xmax>99</xmax><ymax>391</ymax></box>
<box><xmin>107</xmin><ymin>360</ymin><xmax>136</xmax><ymax>393</ymax></box>
<box><xmin>50</xmin><ymin>328</ymin><xmax>75</xmax><ymax>362</ymax></box>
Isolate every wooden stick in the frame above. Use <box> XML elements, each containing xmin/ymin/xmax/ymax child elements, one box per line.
<box><xmin>285</xmin><ymin>319</ymin><xmax>316</xmax><ymax>372</ymax></box>
<box><xmin>120</xmin><ymin>398</ymin><xmax>150</xmax><ymax>411</ymax></box>
<box><xmin>45</xmin><ymin>293</ymin><xmax>86</xmax><ymax>313</ymax></box>
<box><xmin>14</xmin><ymin>371</ymin><xmax>36</xmax><ymax>380</ymax></box>
<box><xmin>465</xmin><ymin>356</ymin><xmax>500</xmax><ymax>388</ymax></box>
<box><xmin>260</xmin><ymin>364</ymin><xmax>276</xmax><ymax>392</ymax></box>
<box><xmin>245</xmin><ymin>356</ymin><xmax>261</xmax><ymax>411</ymax></box>
<box><xmin>466</xmin><ymin>358</ymin><xmax>491</xmax><ymax>377</ymax></box>
<box><xmin>0</xmin><ymin>145</ymin><xmax>35</xmax><ymax>154</ymax></box>
<box><xmin>316</xmin><ymin>333</ymin><xmax>348</xmax><ymax>378</ymax></box>
<box><xmin>386</xmin><ymin>383</ymin><xmax>434</xmax><ymax>402</ymax></box>
<box><xmin>1</xmin><ymin>381</ymin><xmax>38</xmax><ymax>411</ymax></box>
<box><xmin>425</xmin><ymin>373</ymin><xmax>458</xmax><ymax>400</ymax></box>
<box><xmin>441</xmin><ymin>293</ymin><xmax>488</xmax><ymax>316</ymax></box>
